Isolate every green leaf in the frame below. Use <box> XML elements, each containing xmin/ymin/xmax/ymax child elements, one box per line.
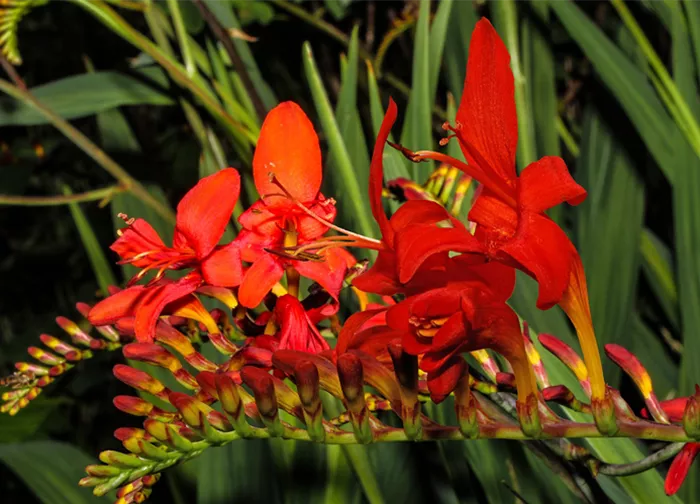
<box><xmin>0</xmin><ymin>71</ymin><xmax>173</xmax><ymax>126</ymax></box>
<box><xmin>428</xmin><ymin>0</ymin><xmax>453</xmax><ymax>101</ymax></box>
<box><xmin>0</xmin><ymin>441</ymin><xmax>108</xmax><ymax>503</ymax></box>
<box><xmin>197</xmin><ymin>440</ymin><xmax>280</xmax><ymax>504</ymax></box>
<box><xmin>641</xmin><ymin>228</ymin><xmax>679</xmax><ymax>329</ymax></box>
<box><xmin>443</xmin><ymin>0</ymin><xmax>476</xmax><ymax>103</ymax></box>
<box><xmin>550</xmin><ymin>0</ymin><xmax>677</xmax><ymax>183</ymax></box>
<box><xmin>401</xmin><ymin>0</ymin><xmax>433</xmax><ymax>180</ymax></box>
<box><xmin>334</xmin><ymin>26</ymin><xmax>370</xmax><ymax>192</ymax></box>
<box><xmin>0</xmin><ymin>398</ymin><xmax>65</xmax><ymax>443</ymax></box>
<box><xmin>303</xmin><ymin>42</ymin><xmax>376</xmax><ymax>240</ymax></box>
<box><xmin>575</xmin><ymin>106</ymin><xmax>645</xmax><ymax>385</ymax></box>
<box><xmin>64</xmin><ymin>186</ymin><xmax>118</xmax><ymax>297</ymax></box>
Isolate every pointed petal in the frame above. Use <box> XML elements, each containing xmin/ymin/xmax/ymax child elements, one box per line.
<box><xmin>427</xmin><ymin>357</ymin><xmax>466</xmax><ymax>403</ymax></box>
<box><xmin>369</xmin><ymin>99</ymin><xmax>398</xmax><ymax>243</ymax></box>
<box><xmin>176</xmin><ymin>168</ymin><xmax>241</xmax><ymax>258</ymax></box>
<box><xmin>200</xmin><ymin>242</ymin><xmax>243</xmax><ymax>287</ymax></box>
<box><xmin>336</xmin><ymin>307</ymin><xmax>388</xmax><ymax>355</ymax></box>
<box><xmin>293</xmin><ymin>248</ymin><xmax>350</xmax><ymax>300</ymax></box>
<box><xmin>666</xmin><ymin>443</ymin><xmax>700</xmax><ymax>496</ymax></box>
<box><xmin>499</xmin><ymin>212</ymin><xmax>575</xmax><ymax>309</ymax></box>
<box><xmin>134</xmin><ymin>275</ymin><xmax>201</xmax><ymax>342</ymax></box>
<box><xmin>447</xmin><ymin>258</ymin><xmax>516</xmax><ymax>302</ymax></box>
<box><xmin>234</xmin><ymin>229</ymin><xmax>282</xmax><ymax>263</ymax></box>
<box><xmin>238</xmin><ymin>253</ymin><xmax>285</xmax><ymax>308</ymax></box>
<box><xmin>295</xmin><ymin>195</ymin><xmax>337</xmax><ymax>241</ymax></box>
<box><xmin>111</xmin><ymin>219</ymin><xmax>166</xmax><ymax>267</ymax></box>
<box><xmin>390</xmin><ymin>200</ymin><xmax>454</xmax><ymax>233</ymax></box>
<box><xmin>352</xmin><ymin>250</ymin><xmax>402</xmax><ymax>295</ymax></box>
<box><xmin>254</xmin><ymin>101</ymin><xmax>322</xmax><ymax>205</ymax></box>
<box><xmin>456</xmin><ymin>18</ymin><xmax>517</xmax><ymax>183</ymax></box>
<box><xmin>519</xmin><ymin>156</ymin><xmax>587</xmax><ymax>213</ymax></box>
<box><xmin>396</xmin><ymin>223</ymin><xmax>483</xmax><ymax>284</ymax></box>
<box><xmin>238</xmin><ymin>200</ymin><xmax>282</xmax><ymax>235</ymax></box>
<box><xmin>88</xmin><ymin>286</ymin><xmax>145</xmax><ymax>326</ymax></box>
<box><xmin>468</xmin><ymin>189</ymin><xmax>518</xmax><ymax>236</ymax></box>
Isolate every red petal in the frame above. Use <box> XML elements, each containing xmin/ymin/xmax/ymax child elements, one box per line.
<box><xmin>369</xmin><ymin>99</ymin><xmax>398</xmax><ymax>243</ymax></box>
<box><xmin>234</xmin><ymin>229</ymin><xmax>282</xmax><ymax>263</ymax></box>
<box><xmin>253</xmin><ymin>102</ymin><xmax>322</xmax><ymax>205</ymax></box>
<box><xmin>200</xmin><ymin>242</ymin><xmax>243</xmax><ymax>287</ymax></box>
<box><xmin>336</xmin><ymin>308</ymin><xmax>387</xmax><ymax>355</ymax></box>
<box><xmin>238</xmin><ymin>253</ymin><xmax>284</xmax><ymax>308</ymax></box>
<box><xmin>427</xmin><ymin>357</ymin><xmax>466</xmax><ymax>403</ymax></box>
<box><xmin>111</xmin><ymin>219</ymin><xmax>166</xmax><ymax>267</ymax></box>
<box><xmin>238</xmin><ymin>200</ymin><xmax>282</xmax><ymax>235</ymax></box>
<box><xmin>468</xmin><ymin>189</ymin><xmax>518</xmax><ymax>237</ymax></box>
<box><xmin>499</xmin><ymin>212</ymin><xmax>575</xmax><ymax>309</ymax></box>
<box><xmin>666</xmin><ymin>443</ymin><xmax>700</xmax><ymax>495</ymax></box>
<box><xmin>447</xmin><ymin>258</ymin><xmax>515</xmax><ymax>302</ymax></box>
<box><xmin>657</xmin><ymin>397</ymin><xmax>691</xmax><ymax>423</ymax></box>
<box><xmin>295</xmin><ymin>195</ymin><xmax>337</xmax><ymax>241</ymax></box>
<box><xmin>390</xmin><ymin>200</ymin><xmax>454</xmax><ymax>234</ymax></box>
<box><xmin>88</xmin><ymin>286</ymin><xmax>145</xmax><ymax>326</ymax></box>
<box><xmin>133</xmin><ymin>275</ymin><xmax>201</xmax><ymax>342</ymax></box>
<box><xmin>352</xmin><ymin>250</ymin><xmax>401</xmax><ymax>295</ymax></box>
<box><xmin>175</xmin><ymin>168</ymin><xmax>241</xmax><ymax>258</ymax></box>
<box><xmin>519</xmin><ymin>156</ymin><xmax>587</xmax><ymax>213</ymax></box>
<box><xmin>456</xmin><ymin>19</ymin><xmax>517</xmax><ymax>184</ymax></box>
<box><xmin>396</xmin><ymin>223</ymin><xmax>483</xmax><ymax>284</ymax></box>
<box><xmin>293</xmin><ymin>248</ymin><xmax>350</xmax><ymax>300</ymax></box>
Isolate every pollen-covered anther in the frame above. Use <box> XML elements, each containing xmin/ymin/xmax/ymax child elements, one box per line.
<box><xmin>409</xmin><ymin>315</ymin><xmax>448</xmax><ymax>338</ymax></box>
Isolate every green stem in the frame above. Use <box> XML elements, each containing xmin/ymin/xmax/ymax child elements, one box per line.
<box><xmin>165</xmin><ymin>0</ymin><xmax>197</xmax><ymax>76</ymax></box>
<box><xmin>0</xmin><ymin>78</ymin><xmax>175</xmax><ymax>222</ymax></box>
<box><xmin>0</xmin><ymin>185</ymin><xmax>124</xmax><ymax>206</ymax></box>
<box><xmin>598</xmin><ymin>442</ymin><xmax>685</xmax><ymax>476</ymax></box>
<box><xmin>610</xmin><ymin>0</ymin><xmax>700</xmax><ymax>159</ymax></box>
<box><xmin>556</xmin><ymin>116</ymin><xmax>580</xmax><ymax>157</ymax></box>
<box><xmin>374</xmin><ymin>18</ymin><xmax>416</xmax><ymax>76</ymax></box>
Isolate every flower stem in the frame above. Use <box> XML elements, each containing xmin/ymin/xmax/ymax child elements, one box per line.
<box><xmin>0</xmin><ymin>185</ymin><xmax>124</xmax><ymax>207</ymax></box>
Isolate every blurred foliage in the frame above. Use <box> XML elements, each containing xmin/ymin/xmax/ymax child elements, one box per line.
<box><xmin>0</xmin><ymin>0</ymin><xmax>698</xmax><ymax>502</ymax></box>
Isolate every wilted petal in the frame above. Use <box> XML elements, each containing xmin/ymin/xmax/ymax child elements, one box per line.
<box><xmin>254</xmin><ymin>102</ymin><xmax>322</xmax><ymax>206</ymax></box>
<box><xmin>175</xmin><ymin>168</ymin><xmax>241</xmax><ymax>259</ymax></box>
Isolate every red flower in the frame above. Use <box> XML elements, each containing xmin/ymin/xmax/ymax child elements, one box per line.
<box><xmin>89</xmin><ymin>169</ymin><xmax>242</xmax><ymax>341</ymax></box>
<box><xmin>234</xmin><ymin>102</ymin><xmax>354</xmax><ymax>307</ymax></box>
<box><xmin>393</xmin><ymin>19</ymin><xmax>606</xmax><ymax>403</ymax></box>
<box><xmin>344</xmin><ymin>259</ymin><xmax>537</xmax><ymax>405</ymax></box>
<box><xmin>274</xmin><ymin>295</ymin><xmax>330</xmax><ymax>353</ymax></box>
<box><xmin>353</xmin><ymin>99</ymin><xmax>483</xmax><ymax>296</ymax></box>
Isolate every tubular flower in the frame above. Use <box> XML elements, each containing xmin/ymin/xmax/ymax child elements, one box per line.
<box><xmin>234</xmin><ymin>101</ymin><xmax>355</xmax><ymax>308</ymax></box>
<box><xmin>394</xmin><ymin>19</ymin><xmax>606</xmax><ymax>403</ymax></box>
<box><xmin>89</xmin><ymin>169</ymin><xmax>243</xmax><ymax>341</ymax></box>
<box><xmin>353</xmin><ymin>99</ymin><xmax>484</xmax><ymax>296</ymax></box>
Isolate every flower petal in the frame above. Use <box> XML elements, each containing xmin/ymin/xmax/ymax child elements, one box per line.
<box><xmin>111</xmin><ymin>219</ymin><xmax>166</xmax><ymax>267</ymax></box>
<box><xmin>519</xmin><ymin>156</ymin><xmax>587</xmax><ymax>213</ymax></box>
<box><xmin>134</xmin><ymin>275</ymin><xmax>202</xmax><ymax>342</ymax></box>
<box><xmin>295</xmin><ymin>195</ymin><xmax>337</xmax><ymax>241</ymax></box>
<box><xmin>200</xmin><ymin>242</ymin><xmax>243</xmax><ymax>287</ymax></box>
<box><xmin>456</xmin><ymin>18</ymin><xmax>517</xmax><ymax>183</ymax></box>
<box><xmin>253</xmin><ymin>101</ymin><xmax>322</xmax><ymax>205</ymax></box>
<box><xmin>427</xmin><ymin>357</ymin><xmax>466</xmax><ymax>403</ymax></box>
<box><xmin>499</xmin><ymin>212</ymin><xmax>575</xmax><ymax>309</ymax></box>
<box><xmin>369</xmin><ymin>99</ymin><xmax>398</xmax><ymax>243</ymax></box>
<box><xmin>352</xmin><ymin>250</ymin><xmax>402</xmax><ymax>295</ymax></box>
<box><xmin>88</xmin><ymin>286</ymin><xmax>145</xmax><ymax>326</ymax></box>
<box><xmin>336</xmin><ymin>308</ymin><xmax>387</xmax><ymax>355</ymax></box>
<box><xmin>238</xmin><ymin>253</ymin><xmax>285</xmax><ymax>308</ymax></box>
<box><xmin>238</xmin><ymin>200</ymin><xmax>282</xmax><ymax>234</ymax></box>
<box><xmin>666</xmin><ymin>443</ymin><xmax>700</xmax><ymax>496</ymax></box>
<box><xmin>468</xmin><ymin>189</ymin><xmax>518</xmax><ymax>237</ymax></box>
<box><xmin>293</xmin><ymin>248</ymin><xmax>351</xmax><ymax>300</ymax></box>
<box><xmin>396</xmin><ymin>223</ymin><xmax>483</xmax><ymax>284</ymax></box>
<box><xmin>175</xmin><ymin>168</ymin><xmax>241</xmax><ymax>258</ymax></box>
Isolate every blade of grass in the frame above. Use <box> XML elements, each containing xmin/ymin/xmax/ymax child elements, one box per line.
<box><xmin>63</xmin><ymin>185</ymin><xmax>118</xmax><ymax>296</ymax></box>
<box><xmin>641</xmin><ymin>229</ymin><xmax>679</xmax><ymax>329</ymax></box>
<box><xmin>428</xmin><ymin>0</ymin><xmax>453</xmax><ymax>102</ymax></box>
<box><xmin>400</xmin><ymin>0</ymin><xmax>433</xmax><ymax>181</ymax></box>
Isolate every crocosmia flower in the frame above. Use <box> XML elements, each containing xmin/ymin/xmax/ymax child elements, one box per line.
<box><xmin>89</xmin><ymin>168</ymin><xmax>242</xmax><ymax>341</ymax></box>
<box><xmin>235</xmin><ymin>101</ymin><xmax>354</xmax><ymax>308</ymax></box>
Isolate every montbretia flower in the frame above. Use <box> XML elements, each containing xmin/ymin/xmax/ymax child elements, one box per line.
<box><xmin>89</xmin><ymin>169</ymin><xmax>242</xmax><ymax>341</ymax></box>
<box><xmin>391</xmin><ymin>19</ymin><xmax>606</xmax><ymax>405</ymax></box>
<box><xmin>234</xmin><ymin>101</ymin><xmax>355</xmax><ymax>308</ymax></box>
<box><xmin>353</xmin><ymin>99</ymin><xmax>484</xmax><ymax>296</ymax></box>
